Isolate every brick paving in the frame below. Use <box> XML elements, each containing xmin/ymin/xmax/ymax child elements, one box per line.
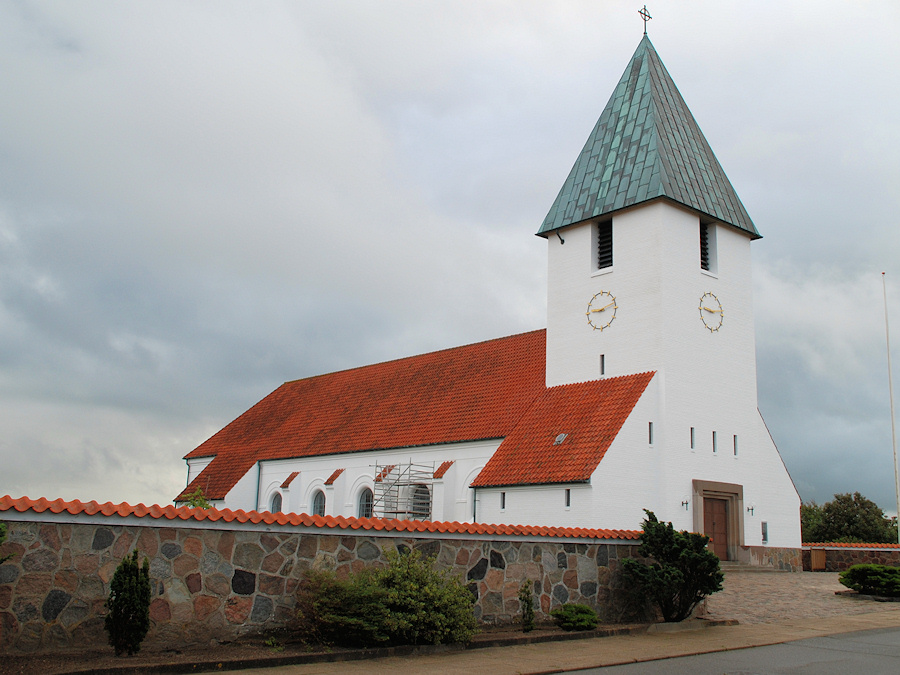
<box><xmin>704</xmin><ymin>569</ymin><xmax>899</xmax><ymax>624</ymax></box>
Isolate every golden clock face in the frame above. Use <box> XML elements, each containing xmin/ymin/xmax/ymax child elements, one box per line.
<box><xmin>587</xmin><ymin>291</ymin><xmax>617</xmax><ymax>331</ymax></box>
<box><xmin>699</xmin><ymin>292</ymin><xmax>723</xmax><ymax>332</ymax></box>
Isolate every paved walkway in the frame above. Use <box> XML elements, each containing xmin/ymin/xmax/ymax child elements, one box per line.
<box><xmin>704</xmin><ymin>569</ymin><xmax>897</xmax><ymax>625</ymax></box>
<box><xmin>223</xmin><ymin>571</ymin><xmax>900</xmax><ymax>675</ymax></box>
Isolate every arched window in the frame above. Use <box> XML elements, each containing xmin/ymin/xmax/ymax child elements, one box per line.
<box><xmin>269</xmin><ymin>492</ymin><xmax>282</xmax><ymax>513</ymax></box>
<box><xmin>312</xmin><ymin>490</ymin><xmax>326</xmax><ymax>517</ymax></box>
<box><xmin>357</xmin><ymin>487</ymin><xmax>374</xmax><ymax>518</ymax></box>
<box><xmin>410</xmin><ymin>484</ymin><xmax>431</xmax><ymax>520</ymax></box>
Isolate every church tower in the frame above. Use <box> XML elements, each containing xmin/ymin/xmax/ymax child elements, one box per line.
<box><xmin>539</xmin><ymin>35</ymin><xmax>759</xmax><ymax>396</ymax></box>
<box><xmin>537</xmin><ymin>35</ymin><xmax>800</xmax><ymax>555</ymax></box>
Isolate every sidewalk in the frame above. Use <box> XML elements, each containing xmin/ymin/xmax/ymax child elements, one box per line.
<box><xmin>224</xmin><ymin>608</ymin><xmax>900</xmax><ymax>675</ymax></box>
<box><xmin>223</xmin><ymin>571</ymin><xmax>900</xmax><ymax>675</ymax></box>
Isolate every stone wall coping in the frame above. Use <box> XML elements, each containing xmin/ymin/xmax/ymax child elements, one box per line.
<box><xmin>0</xmin><ymin>495</ymin><xmax>641</xmax><ymax>544</ymax></box>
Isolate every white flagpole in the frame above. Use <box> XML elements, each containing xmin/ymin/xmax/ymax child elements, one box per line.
<box><xmin>881</xmin><ymin>272</ymin><xmax>900</xmax><ymax>543</ymax></box>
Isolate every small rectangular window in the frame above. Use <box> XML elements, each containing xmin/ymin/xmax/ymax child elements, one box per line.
<box><xmin>733</xmin><ymin>435</ymin><xmax>738</xmax><ymax>456</ymax></box>
<box><xmin>648</xmin><ymin>421</ymin><xmax>654</xmax><ymax>445</ymax></box>
<box><xmin>600</xmin><ymin>354</ymin><xmax>605</xmax><ymax>376</ymax></box>
<box><xmin>690</xmin><ymin>427</ymin><xmax>695</xmax><ymax>449</ymax></box>
<box><xmin>597</xmin><ymin>221</ymin><xmax>613</xmax><ymax>269</ymax></box>
<box><xmin>712</xmin><ymin>431</ymin><xmax>718</xmax><ymax>453</ymax></box>
<box><xmin>761</xmin><ymin>521</ymin><xmax>768</xmax><ymax>543</ymax></box>
<box><xmin>565</xmin><ymin>488</ymin><xmax>571</xmax><ymax>508</ymax></box>
<box><xmin>500</xmin><ymin>491</ymin><xmax>506</xmax><ymax>510</ymax></box>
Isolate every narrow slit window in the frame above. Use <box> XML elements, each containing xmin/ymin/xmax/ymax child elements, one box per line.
<box><xmin>648</xmin><ymin>422</ymin><xmax>654</xmax><ymax>445</ymax></box>
<box><xmin>565</xmin><ymin>488</ymin><xmax>571</xmax><ymax>508</ymax></box>
<box><xmin>597</xmin><ymin>221</ymin><xmax>613</xmax><ymax>269</ymax></box>
<box><xmin>690</xmin><ymin>427</ymin><xmax>695</xmax><ymax>449</ymax></box>
<box><xmin>733</xmin><ymin>435</ymin><xmax>738</xmax><ymax>456</ymax></box>
<box><xmin>500</xmin><ymin>491</ymin><xmax>506</xmax><ymax>510</ymax></box>
<box><xmin>600</xmin><ymin>354</ymin><xmax>605</xmax><ymax>376</ymax></box>
<box><xmin>712</xmin><ymin>431</ymin><xmax>718</xmax><ymax>453</ymax></box>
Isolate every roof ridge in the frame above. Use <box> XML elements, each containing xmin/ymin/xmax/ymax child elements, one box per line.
<box><xmin>545</xmin><ymin>370</ymin><xmax>657</xmax><ymax>390</ymax></box>
<box><xmin>283</xmin><ymin>328</ymin><xmax>546</xmax><ymax>385</ymax></box>
<box><xmin>0</xmin><ymin>494</ymin><xmax>640</xmax><ymax>541</ymax></box>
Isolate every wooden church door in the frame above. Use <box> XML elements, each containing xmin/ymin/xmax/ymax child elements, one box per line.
<box><xmin>704</xmin><ymin>498</ymin><xmax>729</xmax><ymax>560</ymax></box>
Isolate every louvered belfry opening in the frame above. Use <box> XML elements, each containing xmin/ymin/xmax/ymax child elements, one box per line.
<box><xmin>597</xmin><ymin>221</ymin><xmax>613</xmax><ymax>269</ymax></box>
<box><xmin>699</xmin><ymin>222</ymin><xmax>710</xmax><ymax>271</ymax></box>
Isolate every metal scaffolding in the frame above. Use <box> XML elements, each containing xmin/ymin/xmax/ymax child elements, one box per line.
<box><xmin>372</xmin><ymin>461</ymin><xmax>433</xmax><ymax>520</ymax></box>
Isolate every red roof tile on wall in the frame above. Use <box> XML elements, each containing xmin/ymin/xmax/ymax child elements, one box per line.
<box><xmin>472</xmin><ymin>372</ymin><xmax>655</xmax><ymax>487</ymax></box>
<box><xmin>179</xmin><ymin>330</ymin><xmax>547</xmax><ymax>500</ymax></box>
<box><xmin>280</xmin><ymin>471</ymin><xmax>300</xmax><ymax>489</ymax></box>
<box><xmin>324</xmin><ymin>469</ymin><xmax>345</xmax><ymax>485</ymax></box>
<box><xmin>375</xmin><ymin>465</ymin><xmax>396</xmax><ymax>483</ymax></box>
<box><xmin>434</xmin><ymin>460</ymin><xmax>454</xmax><ymax>479</ymax></box>
<box><xmin>0</xmin><ymin>495</ymin><xmax>640</xmax><ymax>541</ymax></box>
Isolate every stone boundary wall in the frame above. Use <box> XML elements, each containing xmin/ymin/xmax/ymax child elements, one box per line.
<box><xmin>802</xmin><ymin>545</ymin><xmax>900</xmax><ymax>572</ymax></box>
<box><xmin>0</xmin><ymin>516</ymin><xmax>646</xmax><ymax>654</ymax></box>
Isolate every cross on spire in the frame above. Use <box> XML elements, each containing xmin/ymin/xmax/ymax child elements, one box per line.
<box><xmin>639</xmin><ymin>5</ymin><xmax>652</xmax><ymax>35</ymax></box>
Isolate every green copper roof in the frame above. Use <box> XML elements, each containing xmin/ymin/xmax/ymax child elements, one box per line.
<box><xmin>538</xmin><ymin>36</ymin><xmax>758</xmax><ymax>238</ymax></box>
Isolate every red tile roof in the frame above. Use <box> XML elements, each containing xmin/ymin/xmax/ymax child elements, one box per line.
<box><xmin>434</xmin><ymin>460</ymin><xmax>454</xmax><ymax>479</ymax></box>
<box><xmin>0</xmin><ymin>495</ymin><xmax>640</xmax><ymax>541</ymax></box>
<box><xmin>472</xmin><ymin>372</ymin><xmax>655</xmax><ymax>487</ymax></box>
<box><xmin>324</xmin><ymin>469</ymin><xmax>345</xmax><ymax>485</ymax></box>
<box><xmin>179</xmin><ymin>330</ymin><xmax>547</xmax><ymax>500</ymax></box>
<box><xmin>375</xmin><ymin>465</ymin><xmax>396</xmax><ymax>483</ymax></box>
<box><xmin>280</xmin><ymin>471</ymin><xmax>300</xmax><ymax>489</ymax></box>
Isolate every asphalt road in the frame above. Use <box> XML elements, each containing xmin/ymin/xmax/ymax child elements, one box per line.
<box><xmin>579</xmin><ymin>626</ymin><xmax>900</xmax><ymax>674</ymax></box>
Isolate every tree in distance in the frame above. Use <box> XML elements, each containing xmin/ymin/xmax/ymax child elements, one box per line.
<box><xmin>801</xmin><ymin>492</ymin><xmax>898</xmax><ymax>544</ymax></box>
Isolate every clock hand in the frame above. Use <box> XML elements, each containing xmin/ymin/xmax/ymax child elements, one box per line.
<box><xmin>701</xmin><ymin>306</ymin><xmax>722</xmax><ymax>313</ymax></box>
<box><xmin>591</xmin><ymin>302</ymin><xmax>615</xmax><ymax>313</ymax></box>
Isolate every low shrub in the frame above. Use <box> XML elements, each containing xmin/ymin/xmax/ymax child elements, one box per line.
<box><xmin>839</xmin><ymin>564</ymin><xmax>900</xmax><ymax>597</ymax></box>
<box><xmin>550</xmin><ymin>603</ymin><xmax>598</xmax><ymax>631</ymax></box>
<box><xmin>622</xmin><ymin>510</ymin><xmax>723</xmax><ymax>622</ymax></box>
<box><xmin>295</xmin><ymin>547</ymin><xmax>477</xmax><ymax>647</ymax></box>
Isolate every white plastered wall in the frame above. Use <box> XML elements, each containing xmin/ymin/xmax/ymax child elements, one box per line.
<box><xmin>220</xmin><ymin>439</ymin><xmax>500</xmax><ymax>522</ymax></box>
<box><xmin>544</xmin><ymin>200</ymin><xmax>800</xmax><ymax>545</ymax></box>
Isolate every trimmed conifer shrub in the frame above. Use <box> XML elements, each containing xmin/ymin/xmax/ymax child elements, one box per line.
<box><xmin>518</xmin><ymin>580</ymin><xmax>535</xmax><ymax>632</ymax></box>
<box><xmin>622</xmin><ymin>510</ymin><xmax>723</xmax><ymax>622</ymax></box>
<box><xmin>550</xmin><ymin>603</ymin><xmax>598</xmax><ymax>631</ymax></box>
<box><xmin>839</xmin><ymin>564</ymin><xmax>900</xmax><ymax>597</ymax></box>
<box><xmin>105</xmin><ymin>550</ymin><xmax>151</xmax><ymax>656</ymax></box>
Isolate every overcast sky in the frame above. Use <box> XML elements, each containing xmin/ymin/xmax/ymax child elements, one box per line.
<box><xmin>2</xmin><ymin>1</ymin><xmax>900</xmax><ymax>518</ymax></box>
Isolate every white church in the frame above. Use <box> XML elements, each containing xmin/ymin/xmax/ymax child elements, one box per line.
<box><xmin>178</xmin><ymin>35</ymin><xmax>802</xmax><ymax>560</ymax></box>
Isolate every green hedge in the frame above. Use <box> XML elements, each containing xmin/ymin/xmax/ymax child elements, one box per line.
<box><xmin>839</xmin><ymin>564</ymin><xmax>900</xmax><ymax>597</ymax></box>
